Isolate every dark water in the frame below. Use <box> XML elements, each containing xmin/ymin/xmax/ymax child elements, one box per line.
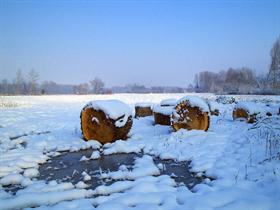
<box><xmin>5</xmin><ymin>149</ymin><xmax>206</xmax><ymax>194</ymax></box>
<box><xmin>39</xmin><ymin>149</ymin><xmax>204</xmax><ymax>190</ymax></box>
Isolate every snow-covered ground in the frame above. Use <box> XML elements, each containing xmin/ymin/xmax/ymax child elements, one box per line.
<box><xmin>0</xmin><ymin>93</ymin><xmax>280</xmax><ymax>210</ymax></box>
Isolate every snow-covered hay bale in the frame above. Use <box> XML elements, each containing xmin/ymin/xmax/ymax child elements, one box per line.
<box><xmin>171</xmin><ymin>96</ymin><xmax>210</xmax><ymax>131</ymax></box>
<box><xmin>207</xmin><ymin>100</ymin><xmax>220</xmax><ymax>116</ymax></box>
<box><xmin>153</xmin><ymin>105</ymin><xmax>173</xmax><ymax>126</ymax></box>
<box><xmin>80</xmin><ymin>100</ymin><xmax>133</xmax><ymax>144</ymax></box>
<box><xmin>216</xmin><ymin>96</ymin><xmax>235</xmax><ymax>104</ymax></box>
<box><xmin>135</xmin><ymin>103</ymin><xmax>153</xmax><ymax>117</ymax></box>
<box><xmin>160</xmin><ymin>98</ymin><xmax>177</xmax><ymax>107</ymax></box>
<box><xmin>233</xmin><ymin>102</ymin><xmax>263</xmax><ymax>123</ymax></box>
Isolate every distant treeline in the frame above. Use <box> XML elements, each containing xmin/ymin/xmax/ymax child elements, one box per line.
<box><xmin>0</xmin><ymin>71</ymin><xmax>187</xmax><ymax>95</ymax></box>
<box><xmin>193</xmin><ymin>67</ymin><xmax>267</xmax><ymax>94</ymax></box>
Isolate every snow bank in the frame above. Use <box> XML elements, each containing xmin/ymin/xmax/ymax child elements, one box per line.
<box><xmin>0</xmin><ymin>180</ymin><xmax>93</xmax><ymax>210</ymax></box>
<box><xmin>207</xmin><ymin>100</ymin><xmax>220</xmax><ymax>111</ymax></box>
<box><xmin>103</xmin><ymin>140</ymin><xmax>144</xmax><ymax>155</ymax></box>
<box><xmin>101</xmin><ymin>155</ymin><xmax>160</xmax><ymax>180</ymax></box>
<box><xmin>134</xmin><ymin>102</ymin><xmax>154</xmax><ymax>108</ymax></box>
<box><xmin>234</xmin><ymin>101</ymin><xmax>265</xmax><ymax>115</ymax></box>
<box><xmin>0</xmin><ymin>173</ymin><xmax>24</xmax><ymax>186</ymax></box>
<box><xmin>153</xmin><ymin>105</ymin><xmax>173</xmax><ymax>115</ymax></box>
<box><xmin>0</xmin><ymin>149</ymin><xmax>48</xmax><ymax>178</ymax></box>
<box><xmin>160</xmin><ymin>98</ymin><xmax>177</xmax><ymax>106</ymax></box>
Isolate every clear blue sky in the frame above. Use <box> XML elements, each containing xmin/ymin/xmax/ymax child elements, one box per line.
<box><xmin>0</xmin><ymin>0</ymin><xmax>279</xmax><ymax>87</ymax></box>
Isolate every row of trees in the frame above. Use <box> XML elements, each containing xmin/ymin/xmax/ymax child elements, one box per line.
<box><xmin>0</xmin><ymin>70</ymin><xmax>107</xmax><ymax>95</ymax></box>
<box><xmin>0</xmin><ymin>70</ymin><xmax>39</xmax><ymax>95</ymax></box>
<box><xmin>194</xmin><ymin>36</ymin><xmax>280</xmax><ymax>94</ymax></box>
<box><xmin>111</xmin><ymin>84</ymin><xmax>185</xmax><ymax>93</ymax></box>
<box><xmin>194</xmin><ymin>67</ymin><xmax>263</xmax><ymax>94</ymax></box>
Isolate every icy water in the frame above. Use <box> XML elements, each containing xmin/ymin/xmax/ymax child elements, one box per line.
<box><xmin>39</xmin><ymin>149</ymin><xmax>204</xmax><ymax>190</ymax></box>
<box><xmin>4</xmin><ymin>149</ymin><xmax>205</xmax><ymax>194</ymax></box>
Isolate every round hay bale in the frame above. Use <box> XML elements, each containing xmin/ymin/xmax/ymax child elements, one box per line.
<box><xmin>135</xmin><ymin>103</ymin><xmax>153</xmax><ymax>117</ymax></box>
<box><xmin>160</xmin><ymin>98</ymin><xmax>177</xmax><ymax>107</ymax></box>
<box><xmin>207</xmin><ymin>100</ymin><xmax>220</xmax><ymax>116</ymax></box>
<box><xmin>80</xmin><ymin>100</ymin><xmax>133</xmax><ymax>144</ymax></box>
<box><xmin>232</xmin><ymin>102</ymin><xmax>263</xmax><ymax>123</ymax></box>
<box><xmin>171</xmin><ymin>96</ymin><xmax>210</xmax><ymax>131</ymax></box>
<box><xmin>153</xmin><ymin>105</ymin><xmax>173</xmax><ymax>126</ymax></box>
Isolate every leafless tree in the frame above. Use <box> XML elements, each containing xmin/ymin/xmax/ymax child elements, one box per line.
<box><xmin>15</xmin><ymin>69</ymin><xmax>24</xmax><ymax>95</ymax></box>
<box><xmin>268</xmin><ymin>36</ymin><xmax>280</xmax><ymax>91</ymax></box>
<box><xmin>90</xmin><ymin>77</ymin><xmax>105</xmax><ymax>94</ymax></box>
<box><xmin>28</xmin><ymin>69</ymin><xmax>39</xmax><ymax>95</ymax></box>
<box><xmin>73</xmin><ymin>83</ymin><xmax>89</xmax><ymax>94</ymax></box>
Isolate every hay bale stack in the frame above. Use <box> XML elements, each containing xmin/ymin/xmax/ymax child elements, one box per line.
<box><xmin>135</xmin><ymin>103</ymin><xmax>153</xmax><ymax>117</ymax></box>
<box><xmin>80</xmin><ymin>100</ymin><xmax>133</xmax><ymax>144</ymax></box>
<box><xmin>171</xmin><ymin>96</ymin><xmax>210</xmax><ymax>131</ymax></box>
<box><xmin>153</xmin><ymin>105</ymin><xmax>173</xmax><ymax>126</ymax></box>
<box><xmin>207</xmin><ymin>100</ymin><xmax>220</xmax><ymax>116</ymax></box>
<box><xmin>233</xmin><ymin>102</ymin><xmax>264</xmax><ymax>123</ymax></box>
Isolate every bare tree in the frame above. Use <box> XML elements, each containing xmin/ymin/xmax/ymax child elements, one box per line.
<box><xmin>15</xmin><ymin>69</ymin><xmax>24</xmax><ymax>95</ymax></box>
<box><xmin>73</xmin><ymin>83</ymin><xmax>89</xmax><ymax>94</ymax></box>
<box><xmin>268</xmin><ymin>36</ymin><xmax>280</xmax><ymax>91</ymax></box>
<box><xmin>28</xmin><ymin>69</ymin><xmax>39</xmax><ymax>95</ymax></box>
<box><xmin>89</xmin><ymin>77</ymin><xmax>105</xmax><ymax>94</ymax></box>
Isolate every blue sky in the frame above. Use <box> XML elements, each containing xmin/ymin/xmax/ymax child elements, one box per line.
<box><xmin>0</xmin><ymin>0</ymin><xmax>279</xmax><ymax>87</ymax></box>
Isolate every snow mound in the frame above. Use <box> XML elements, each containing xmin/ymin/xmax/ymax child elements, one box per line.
<box><xmin>176</xmin><ymin>96</ymin><xmax>210</xmax><ymax>112</ymax></box>
<box><xmin>0</xmin><ymin>181</ymin><xmax>92</xmax><ymax>210</ymax></box>
<box><xmin>153</xmin><ymin>105</ymin><xmax>174</xmax><ymax>115</ymax></box>
<box><xmin>160</xmin><ymin>98</ymin><xmax>177</xmax><ymax>106</ymax></box>
<box><xmin>0</xmin><ymin>173</ymin><xmax>24</xmax><ymax>186</ymax></box>
<box><xmin>207</xmin><ymin>100</ymin><xmax>220</xmax><ymax>111</ymax></box>
<box><xmin>23</xmin><ymin>168</ymin><xmax>39</xmax><ymax>178</ymax></box>
<box><xmin>101</xmin><ymin>155</ymin><xmax>160</xmax><ymax>180</ymax></box>
<box><xmin>234</xmin><ymin>102</ymin><xmax>265</xmax><ymax>115</ymax></box>
<box><xmin>134</xmin><ymin>102</ymin><xmax>154</xmax><ymax>108</ymax></box>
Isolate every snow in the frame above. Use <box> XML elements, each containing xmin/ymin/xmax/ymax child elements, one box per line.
<box><xmin>23</xmin><ymin>168</ymin><xmax>39</xmax><ymax>178</ymax></box>
<box><xmin>75</xmin><ymin>181</ymin><xmax>89</xmax><ymax>189</ymax></box>
<box><xmin>90</xmin><ymin>150</ymin><xmax>100</xmax><ymax>159</ymax></box>
<box><xmin>0</xmin><ymin>94</ymin><xmax>280</xmax><ymax>210</ymax></box>
<box><xmin>82</xmin><ymin>172</ymin><xmax>91</xmax><ymax>181</ymax></box>
<box><xmin>153</xmin><ymin>105</ymin><xmax>173</xmax><ymax>115</ymax></box>
<box><xmin>84</xmin><ymin>99</ymin><xmax>133</xmax><ymax>127</ymax></box>
<box><xmin>207</xmin><ymin>100</ymin><xmax>220</xmax><ymax>111</ymax></box>
<box><xmin>234</xmin><ymin>101</ymin><xmax>264</xmax><ymax>115</ymax></box>
<box><xmin>103</xmin><ymin>140</ymin><xmax>144</xmax><ymax>155</ymax></box>
<box><xmin>0</xmin><ymin>173</ymin><xmax>24</xmax><ymax>186</ymax></box>
<box><xmin>100</xmin><ymin>155</ymin><xmax>160</xmax><ymax>180</ymax></box>
<box><xmin>160</xmin><ymin>98</ymin><xmax>177</xmax><ymax>106</ymax></box>
<box><xmin>134</xmin><ymin>102</ymin><xmax>154</xmax><ymax>108</ymax></box>
<box><xmin>80</xmin><ymin>156</ymin><xmax>89</xmax><ymax>161</ymax></box>
<box><xmin>176</xmin><ymin>96</ymin><xmax>210</xmax><ymax>112</ymax></box>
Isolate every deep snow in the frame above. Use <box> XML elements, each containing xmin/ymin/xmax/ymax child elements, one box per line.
<box><xmin>0</xmin><ymin>93</ymin><xmax>280</xmax><ymax>210</ymax></box>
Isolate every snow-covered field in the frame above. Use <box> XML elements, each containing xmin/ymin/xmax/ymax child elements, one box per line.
<box><xmin>0</xmin><ymin>93</ymin><xmax>280</xmax><ymax>210</ymax></box>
